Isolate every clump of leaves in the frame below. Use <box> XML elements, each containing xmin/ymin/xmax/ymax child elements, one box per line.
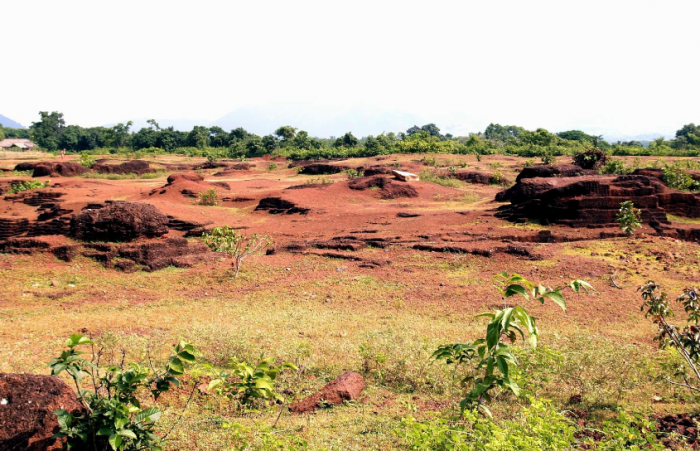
<box><xmin>490</xmin><ymin>171</ymin><xmax>505</xmax><ymax>185</ymax></box>
<box><xmin>50</xmin><ymin>334</ymin><xmax>196</xmax><ymax>451</ymax></box>
<box><xmin>573</xmin><ymin>148</ymin><xmax>608</xmax><ymax>170</ymax></box>
<box><xmin>345</xmin><ymin>168</ymin><xmax>362</xmax><ymax>179</ymax></box>
<box><xmin>523</xmin><ymin>159</ymin><xmax>534</xmax><ymax>167</ymax></box>
<box><xmin>539</xmin><ymin>151</ymin><xmax>555</xmax><ymax>166</ymax></box>
<box><xmin>207</xmin><ymin>356</ymin><xmax>297</xmax><ymax>410</ymax></box>
<box><xmin>202</xmin><ymin>226</ymin><xmax>272</xmax><ymax>278</ymax></box>
<box><xmin>6</xmin><ymin>179</ymin><xmax>50</xmax><ymax>194</ymax></box>
<box><xmin>663</xmin><ymin>165</ymin><xmax>700</xmax><ymax>192</ymax></box>
<box><xmin>80</xmin><ymin>153</ymin><xmax>96</xmax><ymax>169</ymax></box>
<box><xmin>598</xmin><ymin>158</ymin><xmax>630</xmax><ymax>175</ymax></box>
<box><xmin>640</xmin><ymin>282</ymin><xmax>700</xmax><ymax>394</ymax></box>
<box><xmin>197</xmin><ymin>188</ymin><xmax>218</xmax><ymax>206</ymax></box>
<box><xmin>433</xmin><ymin>272</ymin><xmax>591</xmax><ymax>416</ymax></box>
<box><xmin>616</xmin><ymin>200</ymin><xmax>642</xmax><ymax>236</ymax></box>
<box><xmin>267</xmin><ymin>162</ymin><xmax>277</xmax><ymax>172</ymax></box>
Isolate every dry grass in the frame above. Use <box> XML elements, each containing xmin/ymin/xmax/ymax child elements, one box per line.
<box><xmin>1</xmin><ymin>237</ymin><xmax>699</xmax><ymax>449</ymax></box>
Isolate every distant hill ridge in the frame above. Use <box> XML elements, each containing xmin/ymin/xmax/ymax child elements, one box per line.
<box><xmin>0</xmin><ymin>114</ymin><xmax>25</xmax><ymax>129</ymax></box>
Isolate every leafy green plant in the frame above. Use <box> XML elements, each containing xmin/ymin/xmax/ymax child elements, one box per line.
<box><xmin>267</xmin><ymin>162</ymin><xmax>277</xmax><ymax>172</ymax></box>
<box><xmin>490</xmin><ymin>171</ymin><xmax>504</xmax><ymax>185</ymax></box>
<box><xmin>433</xmin><ymin>273</ymin><xmax>591</xmax><ymax>415</ymax></box>
<box><xmin>573</xmin><ymin>148</ymin><xmax>608</xmax><ymax>170</ymax></box>
<box><xmin>202</xmin><ymin>226</ymin><xmax>272</xmax><ymax>278</ymax></box>
<box><xmin>397</xmin><ymin>398</ymin><xmax>576</xmax><ymax>451</ymax></box>
<box><xmin>640</xmin><ymin>282</ymin><xmax>700</xmax><ymax>394</ymax></box>
<box><xmin>539</xmin><ymin>151</ymin><xmax>555</xmax><ymax>166</ymax></box>
<box><xmin>598</xmin><ymin>158</ymin><xmax>630</xmax><ymax>175</ymax></box>
<box><xmin>197</xmin><ymin>188</ymin><xmax>218</xmax><ymax>206</ymax></box>
<box><xmin>80</xmin><ymin>153</ymin><xmax>96</xmax><ymax>169</ymax></box>
<box><xmin>616</xmin><ymin>200</ymin><xmax>642</xmax><ymax>236</ymax></box>
<box><xmin>345</xmin><ymin>168</ymin><xmax>362</xmax><ymax>179</ymax></box>
<box><xmin>663</xmin><ymin>165</ymin><xmax>700</xmax><ymax>191</ymax></box>
<box><xmin>208</xmin><ymin>356</ymin><xmax>297</xmax><ymax>409</ymax></box>
<box><xmin>523</xmin><ymin>159</ymin><xmax>534</xmax><ymax>167</ymax></box>
<box><xmin>50</xmin><ymin>334</ymin><xmax>196</xmax><ymax>451</ymax></box>
<box><xmin>6</xmin><ymin>179</ymin><xmax>50</xmax><ymax>194</ymax></box>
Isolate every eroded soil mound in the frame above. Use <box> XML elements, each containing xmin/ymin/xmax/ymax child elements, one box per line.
<box><xmin>114</xmin><ymin>237</ymin><xmax>214</xmax><ymax>271</ymax></box>
<box><xmin>150</xmin><ymin>172</ymin><xmax>230</xmax><ymax>200</ymax></box>
<box><xmin>71</xmin><ymin>201</ymin><xmax>169</xmax><ymax>241</ymax></box>
<box><xmin>0</xmin><ymin>372</ymin><xmax>85</xmax><ymax>451</ymax></box>
<box><xmin>455</xmin><ymin>170</ymin><xmax>511</xmax><ymax>186</ymax></box>
<box><xmin>349</xmin><ymin>176</ymin><xmax>418</xmax><ymax>199</ymax></box>
<box><xmin>515</xmin><ymin>164</ymin><xmax>592</xmax><ymax>182</ymax></box>
<box><xmin>93</xmin><ymin>159</ymin><xmax>153</xmax><ymax>175</ymax></box>
<box><xmin>31</xmin><ymin>161</ymin><xmax>89</xmax><ymax>177</ymax></box>
<box><xmin>290</xmin><ymin>372</ymin><xmax>365</xmax><ymax>414</ymax></box>
<box><xmin>497</xmin><ymin>174</ymin><xmax>700</xmax><ymax>227</ymax></box>
<box><xmin>255</xmin><ymin>197</ymin><xmax>310</xmax><ymax>214</ymax></box>
<box><xmin>295</xmin><ymin>163</ymin><xmax>350</xmax><ymax>175</ymax></box>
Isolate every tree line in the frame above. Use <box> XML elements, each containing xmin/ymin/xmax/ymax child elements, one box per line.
<box><xmin>2</xmin><ymin>111</ymin><xmax>699</xmax><ymax>159</ymax></box>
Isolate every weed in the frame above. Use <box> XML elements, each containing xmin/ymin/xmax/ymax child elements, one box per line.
<box><xmin>6</xmin><ymin>179</ymin><xmax>50</xmax><ymax>194</ymax></box>
<box><xmin>197</xmin><ymin>188</ymin><xmax>218</xmax><ymax>206</ymax></box>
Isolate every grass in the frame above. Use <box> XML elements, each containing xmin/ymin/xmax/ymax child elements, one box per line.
<box><xmin>419</xmin><ymin>169</ymin><xmax>464</xmax><ymax>188</ymax></box>
<box><xmin>668</xmin><ymin>214</ymin><xmax>700</xmax><ymax>224</ymax></box>
<box><xmin>1</xmin><ymin>240</ymin><xmax>698</xmax><ymax>449</ymax></box>
<box><xmin>78</xmin><ymin>170</ymin><xmax>168</xmax><ymax>180</ymax></box>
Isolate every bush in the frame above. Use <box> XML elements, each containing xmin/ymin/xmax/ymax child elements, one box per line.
<box><xmin>663</xmin><ymin>165</ymin><xmax>700</xmax><ymax>191</ymax></box>
<box><xmin>80</xmin><ymin>153</ymin><xmax>96</xmax><ymax>169</ymax></box>
<box><xmin>267</xmin><ymin>162</ymin><xmax>277</xmax><ymax>172</ymax></box>
<box><xmin>50</xmin><ymin>334</ymin><xmax>196</xmax><ymax>451</ymax></box>
<box><xmin>598</xmin><ymin>158</ymin><xmax>630</xmax><ymax>175</ymax></box>
<box><xmin>197</xmin><ymin>188</ymin><xmax>218</xmax><ymax>206</ymax></box>
<box><xmin>573</xmin><ymin>148</ymin><xmax>608</xmax><ymax>170</ymax></box>
<box><xmin>202</xmin><ymin>226</ymin><xmax>272</xmax><ymax>278</ymax></box>
<box><xmin>6</xmin><ymin>179</ymin><xmax>50</xmax><ymax>194</ymax></box>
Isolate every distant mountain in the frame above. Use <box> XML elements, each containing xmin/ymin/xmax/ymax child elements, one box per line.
<box><xmin>211</xmin><ymin>103</ymin><xmax>429</xmax><ymax>138</ymax></box>
<box><xmin>0</xmin><ymin>114</ymin><xmax>25</xmax><ymax>128</ymax></box>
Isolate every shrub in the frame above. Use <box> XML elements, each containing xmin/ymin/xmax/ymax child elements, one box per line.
<box><xmin>490</xmin><ymin>171</ymin><xmax>505</xmax><ymax>185</ymax></box>
<box><xmin>207</xmin><ymin>356</ymin><xmax>297</xmax><ymax>410</ymax></box>
<box><xmin>6</xmin><ymin>179</ymin><xmax>50</xmax><ymax>194</ymax></box>
<box><xmin>616</xmin><ymin>201</ymin><xmax>642</xmax><ymax>236</ymax></box>
<box><xmin>640</xmin><ymin>282</ymin><xmax>700</xmax><ymax>393</ymax></box>
<box><xmin>267</xmin><ymin>162</ymin><xmax>277</xmax><ymax>172</ymax></box>
<box><xmin>573</xmin><ymin>148</ymin><xmax>608</xmax><ymax>170</ymax></box>
<box><xmin>50</xmin><ymin>334</ymin><xmax>196</xmax><ymax>451</ymax></box>
<box><xmin>202</xmin><ymin>226</ymin><xmax>272</xmax><ymax>278</ymax></box>
<box><xmin>663</xmin><ymin>165</ymin><xmax>700</xmax><ymax>191</ymax></box>
<box><xmin>540</xmin><ymin>151</ymin><xmax>555</xmax><ymax>166</ymax></box>
<box><xmin>524</xmin><ymin>159</ymin><xmax>534</xmax><ymax>167</ymax></box>
<box><xmin>598</xmin><ymin>158</ymin><xmax>630</xmax><ymax>175</ymax></box>
<box><xmin>80</xmin><ymin>153</ymin><xmax>96</xmax><ymax>168</ymax></box>
<box><xmin>433</xmin><ymin>273</ymin><xmax>591</xmax><ymax>415</ymax></box>
<box><xmin>345</xmin><ymin>168</ymin><xmax>362</xmax><ymax>179</ymax></box>
<box><xmin>197</xmin><ymin>188</ymin><xmax>218</xmax><ymax>206</ymax></box>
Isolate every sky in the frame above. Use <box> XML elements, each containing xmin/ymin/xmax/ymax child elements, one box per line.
<box><xmin>3</xmin><ymin>0</ymin><xmax>699</xmax><ymax>139</ymax></box>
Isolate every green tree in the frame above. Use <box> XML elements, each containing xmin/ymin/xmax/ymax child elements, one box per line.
<box><xmin>675</xmin><ymin>123</ymin><xmax>700</xmax><ymax>148</ymax></box>
<box><xmin>186</xmin><ymin>125</ymin><xmax>210</xmax><ymax>148</ymax></box>
<box><xmin>109</xmin><ymin>121</ymin><xmax>133</xmax><ymax>149</ymax></box>
<box><xmin>275</xmin><ymin>126</ymin><xmax>297</xmax><ymax>142</ymax></box>
<box><xmin>0</xmin><ymin>125</ymin><xmax>5</xmax><ymax>140</ymax></box>
<box><xmin>334</xmin><ymin>132</ymin><xmax>359</xmax><ymax>147</ymax></box>
<box><xmin>209</xmin><ymin>126</ymin><xmax>229</xmax><ymax>148</ymax></box>
<box><xmin>262</xmin><ymin>135</ymin><xmax>279</xmax><ymax>151</ymax></box>
<box><xmin>30</xmin><ymin>111</ymin><xmax>66</xmax><ymax>151</ymax></box>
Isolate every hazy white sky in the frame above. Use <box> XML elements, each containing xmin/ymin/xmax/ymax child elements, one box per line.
<box><xmin>3</xmin><ymin>0</ymin><xmax>699</xmax><ymax>137</ymax></box>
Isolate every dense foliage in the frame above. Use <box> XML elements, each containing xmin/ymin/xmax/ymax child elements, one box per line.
<box><xmin>6</xmin><ymin>112</ymin><xmax>700</xmax><ymax>161</ymax></box>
